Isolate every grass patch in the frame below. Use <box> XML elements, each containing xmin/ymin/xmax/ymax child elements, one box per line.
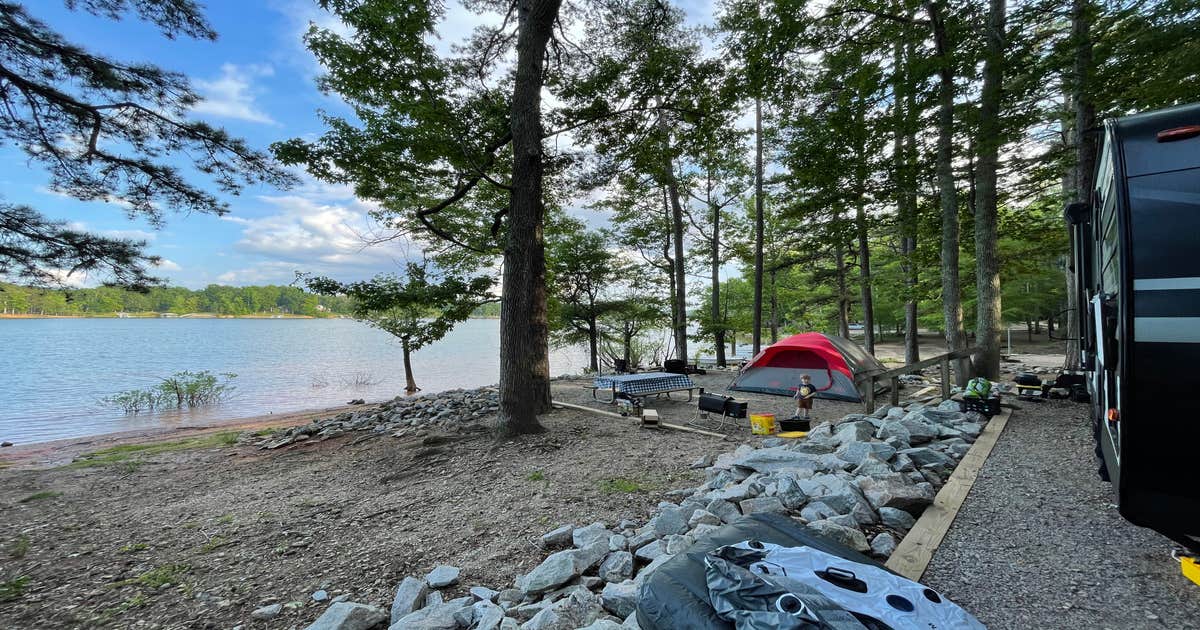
<box><xmin>118</xmin><ymin>543</ymin><xmax>148</xmax><ymax>554</ymax></box>
<box><xmin>18</xmin><ymin>490</ymin><xmax>61</xmax><ymax>503</ymax></box>
<box><xmin>113</xmin><ymin>564</ymin><xmax>189</xmax><ymax>589</ymax></box>
<box><xmin>215</xmin><ymin>514</ymin><xmax>234</xmax><ymax>525</ymax></box>
<box><xmin>9</xmin><ymin>535</ymin><xmax>30</xmax><ymax>559</ymax></box>
<box><xmin>253</xmin><ymin>428</ymin><xmax>277</xmax><ymax>437</ymax></box>
<box><xmin>68</xmin><ymin>432</ymin><xmax>239</xmax><ymax>469</ymax></box>
<box><xmin>526</xmin><ymin>470</ymin><xmax>546</xmax><ymax>482</ymax></box>
<box><xmin>599</xmin><ymin>477</ymin><xmax>647</xmax><ymax>494</ymax></box>
<box><xmin>0</xmin><ymin>576</ymin><xmax>30</xmax><ymax>603</ymax></box>
<box><xmin>198</xmin><ymin>536</ymin><xmax>233</xmax><ymax>553</ymax></box>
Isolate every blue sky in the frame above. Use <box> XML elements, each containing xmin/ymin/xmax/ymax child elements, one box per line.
<box><xmin>3</xmin><ymin>0</ymin><xmax>720</xmax><ymax>289</ymax></box>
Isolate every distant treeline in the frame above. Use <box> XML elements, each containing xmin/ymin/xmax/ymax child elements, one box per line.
<box><xmin>0</xmin><ymin>282</ymin><xmax>355</xmax><ymax>317</ymax></box>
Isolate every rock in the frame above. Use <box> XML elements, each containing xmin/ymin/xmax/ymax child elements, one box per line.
<box><xmin>391</xmin><ymin>577</ymin><xmax>429</xmax><ymax>622</ymax></box>
<box><xmin>936</xmin><ymin>399</ymin><xmax>961</xmax><ymax>412</ymax></box>
<box><xmin>311</xmin><ymin>590</ymin><xmax>330</xmax><ymax>602</ymax></box>
<box><xmin>394</xmin><ymin>599</ymin><xmax>473</xmax><ymax>630</ymax></box>
<box><xmin>470</xmin><ymin>586</ymin><xmax>499</xmax><ymax>602</ymax></box>
<box><xmin>890</xmin><ymin>453</ymin><xmax>916</xmax><ymax>473</ymax></box>
<box><xmin>898</xmin><ymin>418</ymin><xmax>938</xmax><ymax>444</ymax></box>
<box><xmin>833</xmin><ymin>421</ymin><xmax>875</xmax><ymax>445</ymax></box>
<box><xmin>626</xmin><ymin>528</ymin><xmax>656</xmax><ymax>551</ymax></box>
<box><xmin>608</xmin><ymin>534</ymin><xmax>628</xmax><ymax>551</ymax></box>
<box><xmin>579</xmin><ymin>621</ymin><xmax>624</xmax><ymax>630</ymax></box>
<box><xmin>858</xmin><ymin>477</ymin><xmax>935</xmax><ymax>515</ymax></box>
<box><xmin>303</xmin><ymin>602</ymin><xmax>387</xmax><ymax>630</ymax></box>
<box><xmin>738</xmin><ymin>497</ymin><xmax>787</xmax><ymax>515</ymax></box>
<box><xmin>835</xmin><ymin>440</ymin><xmax>897</xmax><ymax>466</ymax></box>
<box><xmin>690</xmin><ymin>454</ymin><xmax>715</xmax><ymax>468</ymax></box>
<box><xmin>704</xmin><ymin>478</ymin><xmax>760</xmax><ymax>503</ymax></box>
<box><xmin>573</xmin><ymin>523</ymin><xmax>612</xmax><ymax>549</ymax></box>
<box><xmin>599</xmin><ymin>580</ymin><xmax>640</xmax><ymax>618</ymax></box>
<box><xmin>0</xmin><ymin>441</ymin><xmax>12</xmax><ymax>447</ymax></box>
<box><xmin>664</xmin><ymin>534</ymin><xmax>694</xmax><ymax>555</ymax></box>
<box><xmin>852</xmin><ymin>456</ymin><xmax>896</xmax><ymax>479</ymax></box>
<box><xmin>581</xmin><ymin>576</ymin><xmax>603</xmax><ymax>590</ymax></box>
<box><xmin>705</xmin><ymin>499</ymin><xmax>742</xmax><ymax>524</ymax></box>
<box><xmin>900</xmin><ymin>447</ymin><xmax>956</xmax><ymax>476</ymax></box>
<box><xmin>575</xmin><ymin>541</ymin><xmax>610</xmax><ymax>572</ymax></box>
<box><xmin>875</xmin><ymin>422</ymin><xmax>911</xmax><ymax>445</ymax></box>
<box><xmin>251</xmin><ymin>603</ymin><xmax>282</xmax><ymax>620</ymax></box>
<box><xmin>497</xmin><ymin>588</ymin><xmax>524</xmax><ymax>606</ymax></box>
<box><xmin>688</xmin><ymin>523</ymin><xmax>719</xmax><ymax>539</ymax></box>
<box><xmin>622</xmin><ymin>611</ymin><xmax>642</xmax><ymax>629</ymax></box>
<box><xmin>800</xmin><ymin>501</ymin><xmax>838</xmax><ymax>522</ymax></box>
<box><xmin>871</xmin><ymin>532</ymin><xmax>898</xmax><ymax>557</ymax></box>
<box><xmin>541</xmin><ymin>525</ymin><xmax>574</xmax><ymax>548</ymax></box>
<box><xmin>687</xmin><ymin>509</ymin><xmax>721</xmax><ymax>528</ymax></box>
<box><xmin>599</xmin><ymin>551</ymin><xmax>634</xmax><ymax>583</ymax></box>
<box><xmin>632</xmin><ymin>554</ymin><xmax>675</xmax><ymax>589</ymax></box>
<box><xmin>426</xmin><ymin>565</ymin><xmax>461</xmax><ymax>588</ymax></box>
<box><xmin>633</xmin><ymin>540</ymin><xmax>665</xmax><ymax>562</ymax></box>
<box><xmin>522</xmin><ymin>589</ymin><xmax>604</xmax><ymax>630</ymax></box>
<box><xmin>879</xmin><ymin>507</ymin><xmax>917</xmax><ymax>530</ymax></box>
<box><xmin>517</xmin><ymin>550</ymin><xmax>582</xmax><ymax>595</ymax></box>
<box><xmin>806</xmin><ymin>519</ymin><xmax>869</xmax><ymax>553</ymax></box>
<box><xmin>727</xmin><ymin>447</ymin><xmax>849</xmax><ymax>474</ymax></box>
<box><xmin>648</xmin><ymin>505</ymin><xmax>689</xmax><ymax>537</ymax></box>
<box><xmin>471</xmin><ymin>601</ymin><xmax>506</xmax><ymax>630</ymax></box>
<box><xmin>425</xmin><ymin>591</ymin><xmax>444</xmax><ymax>607</ymax></box>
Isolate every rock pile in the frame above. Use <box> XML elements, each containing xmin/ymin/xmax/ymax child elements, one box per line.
<box><xmin>297</xmin><ymin>399</ymin><xmax>987</xmax><ymax>630</ymax></box>
<box><xmin>252</xmin><ymin>388</ymin><xmax>500</xmax><ymax>449</ymax></box>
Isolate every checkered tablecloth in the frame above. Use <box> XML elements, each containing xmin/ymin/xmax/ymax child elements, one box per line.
<box><xmin>593</xmin><ymin>372</ymin><xmax>695</xmax><ymax>395</ymax></box>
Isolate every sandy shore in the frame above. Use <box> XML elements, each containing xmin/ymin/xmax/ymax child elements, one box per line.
<box><xmin>0</xmin><ymin>403</ymin><xmax>374</xmax><ymax>469</ymax></box>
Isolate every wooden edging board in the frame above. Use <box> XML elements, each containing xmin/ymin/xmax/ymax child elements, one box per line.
<box><xmin>884</xmin><ymin>406</ymin><xmax>1013</xmax><ymax>581</ymax></box>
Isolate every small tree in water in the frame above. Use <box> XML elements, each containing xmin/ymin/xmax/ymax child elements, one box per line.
<box><xmin>305</xmin><ymin>265</ymin><xmax>492</xmax><ymax>394</ymax></box>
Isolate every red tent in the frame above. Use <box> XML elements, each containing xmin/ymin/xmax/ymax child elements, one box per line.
<box><xmin>728</xmin><ymin>333</ymin><xmax>885</xmax><ymax>402</ymax></box>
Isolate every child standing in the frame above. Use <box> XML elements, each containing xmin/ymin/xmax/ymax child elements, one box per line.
<box><xmin>794</xmin><ymin>373</ymin><xmax>816</xmax><ymax>421</ymax></box>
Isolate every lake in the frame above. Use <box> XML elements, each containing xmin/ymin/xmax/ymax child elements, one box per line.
<box><xmin>0</xmin><ymin>318</ymin><xmax>589</xmax><ymax>445</ymax></box>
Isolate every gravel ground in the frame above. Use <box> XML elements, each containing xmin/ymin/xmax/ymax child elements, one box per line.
<box><xmin>922</xmin><ymin>398</ymin><xmax>1200</xmax><ymax>629</ymax></box>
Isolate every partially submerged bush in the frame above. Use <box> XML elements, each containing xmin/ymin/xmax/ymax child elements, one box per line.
<box><xmin>102</xmin><ymin>371</ymin><xmax>236</xmax><ymax>414</ymax></box>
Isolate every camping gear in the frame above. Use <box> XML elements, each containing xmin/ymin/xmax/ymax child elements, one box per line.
<box><xmin>613</xmin><ymin>358</ymin><xmax>630</xmax><ymax>373</ymax></box>
<box><xmin>700</xmin><ymin>392</ymin><xmax>735</xmax><ymax>415</ymax></box>
<box><xmin>664</xmin><ymin>359</ymin><xmax>687</xmax><ymax>374</ymax></box>
<box><xmin>636</xmin><ymin>513</ymin><xmax>983</xmax><ymax>630</ymax></box>
<box><xmin>729</xmin><ymin>333</ymin><xmax>885</xmax><ymax>403</ymax></box>
<box><xmin>780</xmin><ymin>417</ymin><xmax>811</xmax><ymax>432</ymax></box>
<box><xmin>750</xmin><ymin>413</ymin><xmax>776</xmax><ymax>435</ymax></box>
<box><xmin>592</xmin><ymin>372</ymin><xmax>700</xmax><ymax>403</ymax></box>
<box><xmin>777</xmin><ymin>431</ymin><xmax>808</xmax><ymax>439</ymax></box>
<box><xmin>958</xmin><ymin>396</ymin><xmax>1001</xmax><ymax>417</ymax></box>
<box><xmin>962</xmin><ymin>377</ymin><xmax>993</xmax><ymax>399</ymax></box>
<box><xmin>1014</xmin><ymin>373</ymin><xmax>1042</xmax><ymax>386</ymax></box>
<box><xmin>704</xmin><ymin>541</ymin><xmax>986</xmax><ymax>630</ymax></box>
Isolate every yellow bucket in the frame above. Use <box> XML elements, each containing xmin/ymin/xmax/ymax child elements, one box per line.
<box><xmin>750</xmin><ymin>413</ymin><xmax>776</xmax><ymax>435</ymax></box>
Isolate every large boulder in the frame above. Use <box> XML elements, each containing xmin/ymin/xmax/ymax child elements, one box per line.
<box><xmin>858</xmin><ymin>477</ymin><xmax>936</xmax><ymax>515</ymax></box>
<box><xmin>870</xmin><ymin>532</ymin><xmax>898</xmax><ymax>558</ymax></box>
<box><xmin>599</xmin><ymin>579</ymin><xmax>640</xmax><ymax>618</ymax></box>
<box><xmin>879</xmin><ymin>506</ymin><xmax>917</xmax><ymax>530</ymax></box>
<box><xmin>573</xmin><ymin>523</ymin><xmax>613</xmax><ymax>549</ymax></box>
<box><xmin>598</xmin><ymin>551</ymin><xmax>634</xmax><ymax>583</ymax></box>
<box><xmin>647</xmin><ymin>505</ymin><xmax>690</xmax><ymax>537</ymax></box>
<box><xmin>729</xmin><ymin>447</ymin><xmax>849</xmax><ymax>474</ymax></box>
<box><xmin>806</xmin><ymin>519</ymin><xmax>869</xmax><ymax>553</ymax></box>
<box><xmin>426</xmin><ymin>565</ymin><xmax>460</xmax><ymax>589</ymax></box>
<box><xmin>835</xmin><ymin>440</ymin><xmax>897</xmax><ymax>466</ymax></box>
<box><xmin>390</xmin><ymin>577</ymin><xmax>429</xmax><ymax>623</ymax></box>
<box><xmin>541</xmin><ymin>524</ymin><xmax>574</xmax><ymax>548</ymax></box>
<box><xmin>705</xmin><ymin>499</ymin><xmax>742</xmax><ymax>524</ymax></box>
<box><xmin>303</xmin><ymin>602</ymin><xmax>388</xmax><ymax>630</ymax></box>
<box><xmin>523</xmin><ymin>589</ymin><xmax>605</xmax><ymax>630</ymax></box>
<box><xmin>832</xmin><ymin>421</ymin><xmax>876</xmax><ymax>446</ymax></box>
<box><xmin>900</xmin><ymin>447</ymin><xmax>957</xmax><ymax>477</ymax></box>
<box><xmin>875</xmin><ymin>422</ymin><xmax>912</xmax><ymax>445</ymax></box>
<box><xmin>517</xmin><ymin>543</ymin><xmax>606</xmax><ymax>596</ymax></box>
<box><xmin>738</xmin><ymin>497</ymin><xmax>787</xmax><ymax>515</ymax></box>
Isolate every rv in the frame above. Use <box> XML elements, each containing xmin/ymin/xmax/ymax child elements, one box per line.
<box><xmin>1065</xmin><ymin>102</ymin><xmax>1200</xmax><ymax>554</ymax></box>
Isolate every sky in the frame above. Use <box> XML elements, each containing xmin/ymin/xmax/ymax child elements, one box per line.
<box><xmin>2</xmin><ymin>0</ymin><xmax>723</xmax><ymax>289</ymax></box>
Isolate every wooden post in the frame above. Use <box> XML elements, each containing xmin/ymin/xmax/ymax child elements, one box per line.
<box><xmin>940</xmin><ymin>359</ymin><xmax>951</xmax><ymax>400</ymax></box>
<box><xmin>864</xmin><ymin>378</ymin><xmax>876</xmax><ymax>413</ymax></box>
<box><xmin>890</xmin><ymin>376</ymin><xmax>901</xmax><ymax>407</ymax></box>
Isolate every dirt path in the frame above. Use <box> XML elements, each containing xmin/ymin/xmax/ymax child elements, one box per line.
<box><xmin>921</xmin><ymin>398</ymin><xmax>1200</xmax><ymax>628</ymax></box>
<box><xmin>1</xmin><ymin>378</ymin><xmax>780</xmax><ymax>629</ymax></box>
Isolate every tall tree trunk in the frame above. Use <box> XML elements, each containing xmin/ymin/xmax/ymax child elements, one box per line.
<box><xmin>895</xmin><ymin>38</ymin><xmax>921</xmax><ymax>365</ymax></box>
<box><xmin>835</xmin><ymin>242</ymin><xmax>850</xmax><ymax>338</ymax></box>
<box><xmin>973</xmin><ymin>0</ymin><xmax>1006</xmax><ymax>379</ymax></box>
<box><xmin>588</xmin><ymin>317</ymin><xmax>599</xmax><ymax>372</ymax></box>
<box><xmin>658</xmin><ymin>111</ymin><xmax>688</xmax><ymax>361</ymax></box>
<box><xmin>402</xmin><ymin>339</ymin><xmax>418</xmax><ymax>394</ymax></box>
<box><xmin>711</xmin><ymin>185</ymin><xmax>726</xmax><ymax>367</ymax></box>
<box><xmin>752</xmin><ymin>97</ymin><xmax>765</xmax><ymax>355</ymax></box>
<box><xmin>1065</xmin><ymin>0</ymin><xmax>1095</xmax><ymax>372</ymax></box>
<box><xmin>855</xmin><ymin>197</ymin><xmax>875</xmax><ymax>354</ymax></box>
<box><xmin>926</xmin><ymin>0</ymin><xmax>971</xmax><ymax>385</ymax></box>
<box><xmin>769</xmin><ymin>268</ymin><xmax>778</xmax><ymax>343</ymax></box>
<box><xmin>498</xmin><ymin>0</ymin><xmax>561</xmax><ymax>435</ymax></box>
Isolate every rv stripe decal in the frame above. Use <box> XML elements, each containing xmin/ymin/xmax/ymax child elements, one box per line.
<box><xmin>1134</xmin><ymin>277</ymin><xmax>1200</xmax><ymax>291</ymax></box>
<box><xmin>1134</xmin><ymin>317</ymin><xmax>1200</xmax><ymax>343</ymax></box>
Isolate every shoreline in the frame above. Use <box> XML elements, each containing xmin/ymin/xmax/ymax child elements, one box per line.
<box><xmin>0</xmin><ymin>402</ymin><xmax>376</xmax><ymax>469</ymax></box>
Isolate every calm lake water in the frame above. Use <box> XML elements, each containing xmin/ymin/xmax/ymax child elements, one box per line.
<box><xmin>0</xmin><ymin>318</ymin><xmax>589</xmax><ymax>445</ymax></box>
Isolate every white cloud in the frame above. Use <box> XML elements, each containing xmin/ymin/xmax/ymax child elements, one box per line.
<box><xmin>65</xmin><ymin>220</ymin><xmax>158</xmax><ymax>242</ymax></box>
<box><xmin>155</xmin><ymin>259</ymin><xmax>182</xmax><ymax>271</ymax></box>
<box><xmin>192</xmin><ymin>64</ymin><xmax>278</xmax><ymax>125</ymax></box>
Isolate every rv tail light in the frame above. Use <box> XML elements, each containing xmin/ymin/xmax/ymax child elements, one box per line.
<box><xmin>1157</xmin><ymin>125</ymin><xmax>1200</xmax><ymax>142</ymax></box>
<box><xmin>1107</xmin><ymin>408</ymin><xmax>1120</xmax><ymax>422</ymax></box>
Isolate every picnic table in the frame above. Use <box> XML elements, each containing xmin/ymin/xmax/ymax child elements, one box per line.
<box><xmin>590</xmin><ymin>372</ymin><xmax>703</xmax><ymax>404</ymax></box>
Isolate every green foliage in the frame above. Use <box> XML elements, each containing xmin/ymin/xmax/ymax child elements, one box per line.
<box><xmin>525</xmin><ymin>470</ymin><xmax>546</xmax><ymax>482</ymax></box>
<box><xmin>0</xmin><ymin>282</ymin><xmax>353</xmax><ymax>317</ymax></box>
<box><xmin>118</xmin><ymin>543</ymin><xmax>149</xmax><ymax>554</ymax></box>
<box><xmin>17</xmin><ymin>491</ymin><xmax>61</xmax><ymax>503</ymax></box>
<box><xmin>113</xmin><ymin>564</ymin><xmax>189</xmax><ymax>589</ymax></box>
<box><xmin>0</xmin><ymin>576</ymin><xmax>30</xmax><ymax>602</ymax></box>
<box><xmin>69</xmin><ymin>431</ymin><xmax>239</xmax><ymax>468</ymax></box>
<box><xmin>101</xmin><ymin>371</ymin><xmax>236</xmax><ymax>414</ymax></box>
<box><xmin>9</xmin><ymin>535</ymin><xmax>30</xmax><ymax>559</ymax></box>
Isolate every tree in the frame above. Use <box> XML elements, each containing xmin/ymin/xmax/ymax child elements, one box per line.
<box><xmin>305</xmin><ymin>265</ymin><xmax>492</xmax><ymax>394</ymax></box>
<box><xmin>0</xmin><ymin>1</ymin><xmax>293</xmax><ymax>288</ymax></box>
<box><xmin>547</xmin><ymin>222</ymin><xmax>625</xmax><ymax>372</ymax></box>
